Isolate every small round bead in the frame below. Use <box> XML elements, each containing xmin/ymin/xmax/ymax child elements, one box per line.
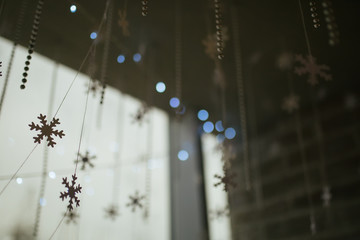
<box><xmin>28</xmin><ymin>49</ymin><xmax>33</xmax><ymax>54</ymax></box>
<box><xmin>22</xmin><ymin>78</ymin><xmax>27</xmax><ymax>83</ymax></box>
<box><xmin>27</xmin><ymin>55</ymin><xmax>32</xmax><ymax>60</ymax></box>
<box><xmin>24</xmin><ymin>66</ymin><xmax>29</xmax><ymax>71</ymax></box>
<box><xmin>23</xmin><ymin>73</ymin><xmax>28</xmax><ymax>77</ymax></box>
<box><xmin>20</xmin><ymin>84</ymin><xmax>26</xmax><ymax>89</ymax></box>
<box><xmin>25</xmin><ymin>61</ymin><xmax>30</xmax><ymax>65</ymax></box>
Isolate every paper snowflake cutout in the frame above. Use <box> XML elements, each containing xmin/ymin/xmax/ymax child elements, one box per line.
<box><xmin>29</xmin><ymin>114</ymin><xmax>65</xmax><ymax>147</ymax></box>
<box><xmin>321</xmin><ymin>185</ymin><xmax>332</xmax><ymax>207</ymax></box>
<box><xmin>209</xmin><ymin>206</ymin><xmax>229</xmax><ymax>220</ymax></box>
<box><xmin>118</xmin><ymin>9</ymin><xmax>130</xmax><ymax>36</ymax></box>
<box><xmin>214</xmin><ymin>164</ymin><xmax>237</xmax><ymax>192</ymax></box>
<box><xmin>64</xmin><ymin>211</ymin><xmax>79</xmax><ymax>224</ymax></box>
<box><xmin>202</xmin><ymin>27</ymin><xmax>229</xmax><ymax>60</ymax></box>
<box><xmin>282</xmin><ymin>94</ymin><xmax>300</xmax><ymax>113</ymax></box>
<box><xmin>104</xmin><ymin>204</ymin><xmax>119</xmax><ymax>220</ymax></box>
<box><xmin>132</xmin><ymin>102</ymin><xmax>149</xmax><ymax>124</ymax></box>
<box><xmin>60</xmin><ymin>174</ymin><xmax>82</xmax><ymax>211</ymax></box>
<box><xmin>294</xmin><ymin>54</ymin><xmax>332</xmax><ymax>86</ymax></box>
<box><xmin>75</xmin><ymin>151</ymin><xmax>96</xmax><ymax>170</ymax></box>
<box><xmin>126</xmin><ymin>191</ymin><xmax>146</xmax><ymax>212</ymax></box>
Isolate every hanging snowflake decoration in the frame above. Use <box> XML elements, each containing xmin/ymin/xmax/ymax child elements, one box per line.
<box><xmin>29</xmin><ymin>114</ymin><xmax>65</xmax><ymax>147</ymax></box>
<box><xmin>104</xmin><ymin>204</ymin><xmax>119</xmax><ymax>220</ymax></box>
<box><xmin>75</xmin><ymin>151</ymin><xmax>96</xmax><ymax>170</ymax></box>
<box><xmin>64</xmin><ymin>211</ymin><xmax>79</xmax><ymax>224</ymax></box>
<box><xmin>202</xmin><ymin>27</ymin><xmax>229</xmax><ymax>61</ymax></box>
<box><xmin>282</xmin><ymin>94</ymin><xmax>300</xmax><ymax>113</ymax></box>
<box><xmin>294</xmin><ymin>54</ymin><xmax>332</xmax><ymax>86</ymax></box>
<box><xmin>321</xmin><ymin>185</ymin><xmax>332</xmax><ymax>207</ymax></box>
<box><xmin>131</xmin><ymin>102</ymin><xmax>149</xmax><ymax>125</ymax></box>
<box><xmin>60</xmin><ymin>174</ymin><xmax>82</xmax><ymax>211</ymax></box>
<box><xmin>118</xmin><ymin>9</ymin><xmax>130</xmax><ymax>36</ymax></box>
<box><xmin>214</xmin><ymin>164</ymin><xmax>237</xmax><ymax>192</ymax></box>
<box><xmin>209</xmin><ymin>206</ymin><xmax>229</xmax><ymax>220</ymax></box>
<box><xmin>126</xmin><ymin>191</ymin><xmax>146</xmax><ymax>212</ymax></box>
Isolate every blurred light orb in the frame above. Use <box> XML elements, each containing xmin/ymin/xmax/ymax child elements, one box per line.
<box><xmin>178</xmin><ymin>150</ymin><xmax>189</xmax><ymax>161</ymax></box>
<box><xmin>225</xmin><ymin>127</ymin><xmax>236</xmax><ymax>139</ymax></box>
<box><xmin>40</xmin><ymin>198</ymin><xmax>47</xmax><ymax>206</ymax></box>
<box><xmin>170</xmin><ymin>97</ymin><xmax>180</xmax><ymax>108</ymax></box>
<box><xmin>133</xmin><ymin>53</ymin><xmax>142</xmax><ymax>62</ymax></box>
<box><xmin>215</xmin><ymin>120</ymin><xmax>224</xmax><ymax>132</ymax></box>
<box><xmin>90</xmin><ymin>32</ymin><xmax>97</xmax><ymax>39</ymax></box>
<box><xmin>117</xmin><ymin>55</ymin><xmax>125</xmax><ymax>63</ymax></box>
<box><xmin>203</xmin><ymin>121</ymin><xmax>214</xmax><ymax>133</ymax></box>
<box><xmin>16</xmin><ymin>178</ymin><xmax>23</xmax><ymax>184</ymax></box>
<box><xmin>216</xmin><ymin>134</ymin><xmax>225</xmax><ymax>143</ymax></box>
<box><xmin>197</xmin><ymin>109</ymin><xmax>209</xmax><ymax>121</ymax></box>
<box><xmin>70</xmin><ymin>4</ymin><xmax>77</xmax><ymax>13</ymax></box>
<box><xmin>49</xmin><ymin>171</ymin><xmax>56</xmax><ymax>179</ymax></box>
<box><xmin>156</xmin><ymin>82</ymin><xmax>166</xmax><ymax>93</ymax></box>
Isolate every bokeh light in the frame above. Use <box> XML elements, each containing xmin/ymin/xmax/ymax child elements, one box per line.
<box><xmin>90</xmin><ymin>32</ymin><xmax>97</xmax><ymax>40</ymax></box>
<box><xmin>203</xmin><ymin>121</ymin><xmax>214</xmax><ymax>133</ymax></box>
<box><xmin>178</xmin><ymin>150</ymin><xmax>189</xmax><ymax>161</ymax></box>
<box><xmin>215</xmin><ymin>120</ymin><xmax>224</xmax><ymax>132</ymax></box>
<box><xmin>156</xmin><ymin>82</ymin><xmax>166</xmax><ymax>93</ymax></box>
<box><xmin>70</xmin><ymin>4</ymin><xmax>77</xmax><ymax>13</ymax></box>
<box><xmin>133</xmin><ymin>53</ymin><xmax>142</xmax><ymax>62</ymax></box>
<box><xmin>170</xmin><ymin>97</ymin><xmax>180</xmax><ymax>108</ymax></box>
<box><xmin>225</xmin><ymin>127</ymin><xmax>236</xmax><ymax>139</ymax></box>
<box><xmin>197</xmin><ymin>109</ymin><xmax>209</xmax><ymax>121</ymax></box>
<box><xmin>117</xmin><ymin>55</ymin><xmax>125</xmax><ymax>63</ymax></box>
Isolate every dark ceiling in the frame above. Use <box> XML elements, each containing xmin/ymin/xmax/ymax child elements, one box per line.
<box><xmin>0</xmin><ymin>0</ymin><xmax>359</xmax><ymax>132</ymax></box>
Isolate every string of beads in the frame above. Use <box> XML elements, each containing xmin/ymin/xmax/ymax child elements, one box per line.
<box><xmin>214</xmin><ymin>0</ymin><xmax>224</xmax><ymax>60</ymax></box>
<box><xmin>309</xmin><ymin>0</ymin><xmax>320</xmax><ymax>28</ymax></box>
<box><xmin>142</xmin><ymin>0</ymin><xmax>148</xmax><ymax>16</ymax></box>
<box><xmin>322</xmin><ymin>0</ymin><xmax>339</xmax><ymax>46</ymax></box>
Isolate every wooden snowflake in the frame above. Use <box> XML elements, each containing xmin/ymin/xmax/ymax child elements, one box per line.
<box><xmin>28</xmin><ymin>114</ymin><xmax>65</xmax><ymax>147</ymax></box>
<box><xmin>209</xmin><ymin>206</ymin><xmax>229</xmax><ymax>220</ymax></box>
<box><xmin>321</xmin><ymin>185</ymin><xmax>332</xmax><ymax>207</ymax></box>
<box><xmin>118</xmin><ymin>9</ymin><xmax>130</xmax><ymax>36</ymax></box>
<box><xmin>214</xmin><ymin>164</ymin><xmax>237</xmax><ymax>192</ymax></box>
<box><xmin>60</xmin><ymin>174</ymin><xmax>82</xmax><ymax>211</ymax></box>
<box><xmin>75</xmin><ymin>151</ymin><xmax>96</xmax><ymax>170</ymax></box>
<box><xmin>294</xmin><ymin>54</ymin><xmax>332</xmax><ymax>86</ymax></box>
<box><xmin>126</xmin><ymin>191</ymin><xmax>145</xmax><ymax>212</ymax></box>
<box><xmin>64</xmin><ymin>211</ymin><xmax>79</xmax><ymax>224</ymax></box>
<box><xmin>104</xmin><ymin>204</ymin><xmax>119</xmax><ymax>220</ymax></box>
<box><xmin>202</xmin><ymin>27</ymin><xmax>229</xmax><ymax>60</ymax></box>
<box><xmin>132</xmin><ymin>102</ymin><xmax>149</xmax><ymax>124</ymax></box>
<box><xmin>282</xmin><ymin>94</ymin><xmax>299</xmax><ymax>113</ymax></box>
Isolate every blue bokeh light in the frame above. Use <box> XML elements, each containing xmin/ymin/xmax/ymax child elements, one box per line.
<box><xmin>133</xmin><ymin>53</ymin><xmax>142</xmax><ymax>62</ymax></box>
<box><xmin>170</xmin><ymin>97</ymin><xmax>180</xmax><ymax>108</ymax></box>
<box><xmin>178</xmin><ymin>150</ymin><xmax>189</xmax><ymax>161</ymax></box>
<box><xmin>197</xmin><ymin>109</ymin><xmax>209</xmax><ymax>121</ymax></box>
<box><xmin>215</xmin><ymin>120</ymin><xmax>224</xmax><ymax>132</ymax></box>
<box><xmin>156</xmin><ymin>82</ymin><xmax>166</xmax><ymax>93</ymax></box>
<box><xmin>203</xmin><ymin>121</ymin><xmax>214</xmax><ymax>133</ymax></box>
<box><xmin>90</xmin><ymin>32</ymin><xmax>97</xmax><ymax>40</ymax></box>
<box><xmin>225</xmin><ymin>127</ymin><xmax>236</xmax><ymax>139</ymax></box>
<box><xmin>117</xmin><ymin>55</ymin><xmax>125</xmax><ymax>63</ymax></box>
<box><xmin>70</xmin><ymin>4</ymin><xmax>77</xmax><ymax>13</ymax></box>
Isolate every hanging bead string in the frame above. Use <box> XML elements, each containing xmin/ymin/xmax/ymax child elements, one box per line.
<box><xmin>141</xmin><ymin>0</ymin><xmax>148</xmax><ymax>16</ymax></box>
<box><xmin>322</xmin><ymin>0</ymin><xmax>339</xmax><ymax>46</ymax></box>
<box><xmin>0</xmin><ymin>0</ymin><xmax>27</xmax><ymax>117</ymax></box>
<box><xmin>299</xmin><ymin>0</ymin><xmax>331</xmax><ymax>208</ymax></box>
<box><xmin>309</xmin><ymin>0</ymin><xmax>321</xmax><ymax>28</ymax></box>
<box><xmin>214</xmin><ymin>0</ymin><xmax>224</xmax><ymax>60</ymax></box>
<box><xmin>143</xmin><ymin>113</ymin><xmax>153</xmax><ymax>219</ymax></box>
<box><xmin>231</xmin><ymin>8</ymin><xmax>251</xmax><ymax>191</ymax></box>
<box><xmin>32</xmin><ymin>63</ymin><xmax>58</xmax><ymax>238</ymax></box>
<box><xmin>174</xmin><ymin>0</ymin><xmax>182</xmax><ymax>107</ymax></box>
<box><xmin>20</xmin><ymin>0</ymin><xmax>45</xmax><ymax>90</ymax></box>
<box><xmin>100</xmin><ymin>0</ymin><xmax>114</xmax><ymax>105</ymax></box>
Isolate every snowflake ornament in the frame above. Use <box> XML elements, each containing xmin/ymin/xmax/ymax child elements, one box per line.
<box><xmin>214</xmin><ymin>164</ymin><xmax>237</xmax><ymax>192</ymax></box>
<box><xmin>294</xmin><ymin>54</ymin><xmax>332</xmax><ymax>86</ymax></box>
<box><xmin>104</xmin><ymin>204</ymin><xmax>119</xmax><ymax>220</ymax></box>
<box><xmin>75</xmin><ymin>151</ymin><xmax>96</xmax><ymax>170</ymax></box>
<box><xmin>321</xmin><ymin>185</ymin><xmax>332</xmax><ymax>207</ymax></box>
<box><xmin>64</xmin><ymin>211</ymin><xmax>79</xmax><ymax>224</ymax></box>
<box><xmin>60</xmin><ymin>174</ymin><xmax>82</xmax><ymax>211</ymax></box>
<box><xmin>282</xmin><ymin>94</ymin><xmax>300</xmax><ymax>113</ymax></box>
<box><xmin>202</xmin><ymin>27</ymin><xmax>229</xmax><ymax>60</ymax></box>
<box><xmin>126</xmin><ymin>191</ymin><xmax>146</xmax><ymax>212</ymax></box>
<box><xmin>132</xmin><ymin>102</ymin><xmax>149</xmax><ymax>125</ymax></box>
<box><xmin>118</xmin><ymin>9</ymin><xmax>130</xmax><ymax>36</ymax></box>
<box><xmin>29</xmin><ymin>114</ymin><xmax>65</xmax><ymax>147</ymax></box>
<box><xmin>209</xmin><ymin>206</ymin><xmax>229</xmax><ymax>220</ymax></box>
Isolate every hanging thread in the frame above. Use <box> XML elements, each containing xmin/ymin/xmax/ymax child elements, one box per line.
<box><xmin>231</xmin><ymin>7</ymin><xmax>251</xmax><ymax>191</ymax></box>
<box><xmin>20</xmin><ymin>0</ymin><xmax>45</xmax><ymax>90</ymax></box>
<box><xmin>174</xmin><ymin>0</ymin><xmax>182</xmax><ymax>106</ymax></box>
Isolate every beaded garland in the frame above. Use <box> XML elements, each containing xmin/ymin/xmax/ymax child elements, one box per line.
<box><xmin>214</xmin><ymin>0</ymin><xmax>224</xmax><ymax>60</ymax></box>
<box><xmin>309</xmin><ymin>0</ymin><xmax>320</xmax><ymax>29</ymax></box>
<box><xmin>20</xmin><ymin>0</ymin><xmax>45</xmax><ymax>89</ymax></box>
<box><xmin>141</xmin><ymin>0</ymin><xmax>148</xmax><ymax>16</ymax></box>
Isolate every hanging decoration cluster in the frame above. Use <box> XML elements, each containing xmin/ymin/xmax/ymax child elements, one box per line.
<box><xmin>141</xmin><ymin>0</ymin><xmax>148</xmax><ymax>16</ymax></box>
<box><xmin>322</xmin><ymin>0</ymin><xmax>340</xmax><ymax>46</ymax></box>
<box><xmin>309</xmin><ymin>0</ymin><xmax>320</xmax><ymax>28</ymax></box>
<box><xmin>20</xmin><ymin>0</ymin><xmax>44</xmax><ymax>90</ymax></box>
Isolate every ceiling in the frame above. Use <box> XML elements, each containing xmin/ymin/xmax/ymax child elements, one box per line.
<box><xmin>0</xmin><ymin>0</ymin><xmax>359</xmax><ymax>132</ymax></box>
